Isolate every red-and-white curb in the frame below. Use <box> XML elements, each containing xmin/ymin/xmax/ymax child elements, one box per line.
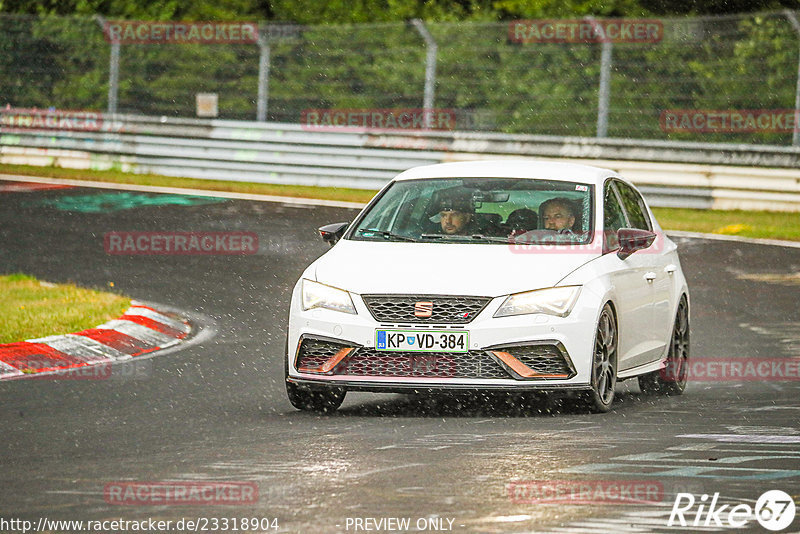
<box><xmin>0</xmin><ymin>301</ymin><xmax>191</xmax><ymax>379</ymax></box>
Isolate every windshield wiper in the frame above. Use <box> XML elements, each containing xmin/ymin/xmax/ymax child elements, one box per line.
<box><xmin>420</xmin><ymin>233</ymin><xmax>511</xmax><ymax>243</ymax></box>
<box><xmin>470</xmin><ymin>234</ymin><xmax>515</xmax><ymax>243</ymax></box>
<box><xmin>357</xmin><ymin>230</ymin><xmax>418</xmax><ymax>242</ymax></box>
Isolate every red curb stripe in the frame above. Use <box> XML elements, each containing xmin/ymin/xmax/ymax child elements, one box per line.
<box><xmin>131</xmin><ymin>305</ymin><xmax>190</xmax><ymax>329</ymax></box>
<box><xmin>0</xmin><ymin>342</ymin><xmax>89</xmax><ymax>373</ymax></box>
<box><xmin>73</xmin><ymin>329</ymin><xmax>159</xmax><ymax>356</ymax></box>
<box><xmin>0</xmin><ymin>181</ymin><xmax>74</xmax><ymax>193</ymax></box>
<box><xmin>126</xmin><ymin>307</ymin><xmax>190</xmax><ymax>333</ymax></box>
<box><xmin>121</xmin><ymin>314</ymin><xmax>186</xmax><ymax>339</ymax></box>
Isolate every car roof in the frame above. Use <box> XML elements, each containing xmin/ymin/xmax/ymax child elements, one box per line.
<box><xmin>393</xmin><ymin>159</ymin><xmax>618</xmax><ymax>185</ymax></box>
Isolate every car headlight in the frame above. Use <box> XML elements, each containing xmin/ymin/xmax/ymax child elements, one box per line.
<box><xmin>302</xmin><ymin>279</ymin><xmax>356</xmax><ymax>314</ymax></box>
<box><xmin>494</xmin><ymin>286</ymin><xmax>581</xmax><ymax>318</ymax></box>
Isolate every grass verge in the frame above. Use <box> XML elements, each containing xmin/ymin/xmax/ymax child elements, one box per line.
<box><xmin>2</xmin><ymin>163</ymin><xmax>799</xmax><ymax>242</ymax></box>
<box><xmin>0</xmin><ymin>273</ymin><xmax>130</xmax><ymax>344</ymax></box>
<box><xmin>0</xmin><ymin>163</ymin><xmax>378</xmax><ymax>204</ymax></box>
<box><xmin>651</xmin><ymin>208</ymin><xmax>800</xmax><ymax>242</ymax></box>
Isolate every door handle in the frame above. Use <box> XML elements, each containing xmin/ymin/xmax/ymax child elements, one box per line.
<box><xmin>665</xmin><ymin>264</ymin><xmax>677</xmax><ymax>275</ymax></box>
<box><xmin>644</xmin><ymin>272</ymin><xmax>657</xmax><ymax>283</ymax></box>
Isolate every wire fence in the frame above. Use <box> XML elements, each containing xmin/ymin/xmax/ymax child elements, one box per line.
<box><xmin>1</xmin><ymin>11</ymin><xmax>799</xmax><ymax>145</ymax></box>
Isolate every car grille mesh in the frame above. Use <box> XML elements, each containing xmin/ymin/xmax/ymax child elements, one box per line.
<box><xmin>362</xmin><ymin>295</ymin><xmax>491</xmax><ymax>324</ymax></box>
<box><xmin>335</xmin><ymin>349</ymin><xmax>509</xmax><ymax>379</ymax></box>
<box><xmin>295</xmin><ymin>338</ymin><xmax>351</xmax><ymax>370</ymax></box>
<box><xmin>499</xmin><ymin>344</ymin><xmax>574</xmax><ymax>376</ymax></box>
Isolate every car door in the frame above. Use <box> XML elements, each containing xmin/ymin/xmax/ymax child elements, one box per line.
<box><xmin>602</xmin><ymin>179</ymin><xmax>655</xmax><ymax>372</ymax></box>
<box><xmin>615</xmin><ymin>180</ymin><xmax>674</xmax><ymax>357</ymax></box>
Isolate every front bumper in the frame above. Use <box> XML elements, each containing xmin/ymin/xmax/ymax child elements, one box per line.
<box><xmin>286</xmin><ymin>376</ymin><xmax>590</xmax><ymax>394</ymax></box>
<box><xmin>287</xmin><ymin>285</ymin><xmax>599</xmax><ymax>391</ymax></box>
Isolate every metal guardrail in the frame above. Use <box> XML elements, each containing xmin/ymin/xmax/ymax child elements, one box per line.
<box><xmin>5</xmin><ymin>12</ymin><xmax>800</xmax><ymax>147</ymax></box>
<box><xmin>2</xmin><ymin>114</ymin><xmax>800</xmax><ymax>211</ymax></box>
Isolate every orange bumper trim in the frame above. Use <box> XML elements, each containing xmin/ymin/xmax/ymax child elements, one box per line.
<box><xmin>299</xmin><ymin>347</ymin><xmax>354</xmax><ymax>374</ymax></box>
<box><xmin>491</xmin><ymin>350</ymin><xmax>570</xmax><ymax>379</ymax></box>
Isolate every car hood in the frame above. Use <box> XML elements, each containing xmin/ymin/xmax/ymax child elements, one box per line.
<box><xmin>312</xmin><ymin>239</ymin><xmax>600</xmax><ymax>297</ymax></box>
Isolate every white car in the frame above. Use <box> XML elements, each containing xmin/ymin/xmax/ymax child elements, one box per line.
<box><xmin>285</xmin><ymin>160</ymin><xmax>690</xmax><ymax>413</ymax></box>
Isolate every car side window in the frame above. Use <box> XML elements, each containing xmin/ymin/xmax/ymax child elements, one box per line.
<box><xmin>615</xmin><ymin>181</ymin><xmax>652</xmax><ymax>231</ymax></box>
<box><xmin>603</xmin><ymin>181</ymin><xmax>627</xmax><ymax>251</ymax></box>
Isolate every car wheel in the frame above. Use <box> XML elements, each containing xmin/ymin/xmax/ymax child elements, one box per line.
<box><xmin>285</xmin><ymin>380</ymin><xmax>346</xmax><ymax>413</ymax></box>
<box><xmin>579</xmin><ymin>303</ymin><xmax>617</xmax><ymax>413</ymax></box>
<box><xmin>638</xmin><ymin>295</ymin><xmax>689</xmax><ymax>396</ymax></box>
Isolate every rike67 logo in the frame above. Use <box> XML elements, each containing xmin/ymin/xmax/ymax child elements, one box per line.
<box><xmin>669</xmin><ymin>490</ymin><xmax>796</xmax><ymax>531</ymax></box>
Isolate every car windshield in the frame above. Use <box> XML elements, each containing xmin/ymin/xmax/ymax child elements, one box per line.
<box><xmin>349</xmin><ymin>177</ymin><xmax>594</xmax><ymax>244</ymax></box>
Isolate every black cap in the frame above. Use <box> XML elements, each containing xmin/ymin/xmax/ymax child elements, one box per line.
<box><xmin>436</xmin><ymin>191</ymin><xmax>474</xmax><ymax>213</ymax></box>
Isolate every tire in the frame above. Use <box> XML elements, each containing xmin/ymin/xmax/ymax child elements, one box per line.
<box><xmin>285</xmin><ymin>380</ymin><xmax>346</xmax><ymax>413</ymax></box>
<box><xmin>638</xmin><ymin>295</ymin><xmax>689</xmax><ymax>396</ymax></box>
<box><xmin>284</xmin><ymin>332</ymin><xmax>346</xmax><ymax>413</ymax></box>
<box><xmin>578</xmin><ymin>303</ymin><xmax>618</xmax><ymax>413</ymax></box>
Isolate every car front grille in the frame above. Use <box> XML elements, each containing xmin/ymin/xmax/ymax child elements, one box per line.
<box><xmin>362</xmin><ymin>295</ymin><xmax>491</xmax><ymax>324</ymax></box>
<box><xmin>333</xmin><ymin>349</ymin><xmax>510</xmax><ymax>379</ymax></box>
<box><xmin>294</xmin><ymin>338</ymin><xmax>574</xmax><ymax>381</ymax></box>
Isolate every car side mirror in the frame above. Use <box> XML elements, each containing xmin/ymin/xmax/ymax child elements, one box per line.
<box><xmin>617</xmin><ymin>228</ymin><xmax>656</xmax><ymax>260</ymax></box>
<box><xmin>318</xmin><ymin>222</ymin><xmax>349</xmax><ymax>246</ymax></box>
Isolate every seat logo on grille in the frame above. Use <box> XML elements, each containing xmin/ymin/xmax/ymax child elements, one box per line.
<box><xmin>414</xmin><ymin>301</ymin><xmax>433</xmax><ymax>318</ymax></box>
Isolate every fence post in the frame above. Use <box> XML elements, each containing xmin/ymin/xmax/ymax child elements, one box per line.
<box><xmin>597</xmin><ymin>40</ymin><xmax>612</xmax><ymax>138</ymax></box>
<box><xmin>256</xmin><ymin>27</ymin><xmax>271</xmax><ymax>122</ymax></box>
<box><xmin>784</xmin><ymin>10</ymin><xmax>800</xmax><ymax>147</ymax></box>
<box><xmin>108</xmin><ymin>43</ymin><xmax>120</xmax><ymax>115</ymax></box>
<box><xmin>95</xmin><ymin>16</ymin><xmax>119</xmax><ymax>115</ymax></box>
<box><xmin>586</xmin><ymin>17</ymin><xmax>612</xmax><ymax>138</ymax></box>
<box><xmin>411</xmin><ymin>19</ymin><xmax>437</xmax><ymax>129</ymax></box>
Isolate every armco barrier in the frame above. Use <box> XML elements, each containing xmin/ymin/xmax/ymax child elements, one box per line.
<box><xmin>2</xmin><ymin>114</ymin><xmax>800</xmax><ymax>211</ymax></box>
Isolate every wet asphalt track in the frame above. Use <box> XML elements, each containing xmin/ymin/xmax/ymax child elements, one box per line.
<box><xmin>1</xmin><ymin>183</ymin><xmax>799</xmax><ymax>533</ymax></box>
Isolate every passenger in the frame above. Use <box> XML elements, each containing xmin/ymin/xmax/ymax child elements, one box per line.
<box><xmin>539</xmin><ymin>197</ymin><xmax>577</xmax><ymax>233</ymax></box>
<box><xmin>506</xmin><ymin>208</ymin><xmax>538</xmax><ymax>235</ymax></box>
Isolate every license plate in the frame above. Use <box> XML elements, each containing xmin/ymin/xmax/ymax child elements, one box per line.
<box><xmin>375</xmin><ymin>329</ymin><xmax>469</xmax><ymax>353</ymax></box>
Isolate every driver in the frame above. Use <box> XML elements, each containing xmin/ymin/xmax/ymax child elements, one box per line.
<box><xmin>540</xmin><ymin>197</ymin><xmax>577</xmax><ymax>232</ymax></box>
<box><xmin>436</xmin><ymin>193</ymin><xmax>477</xmax><ymax>235</ymax></box>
